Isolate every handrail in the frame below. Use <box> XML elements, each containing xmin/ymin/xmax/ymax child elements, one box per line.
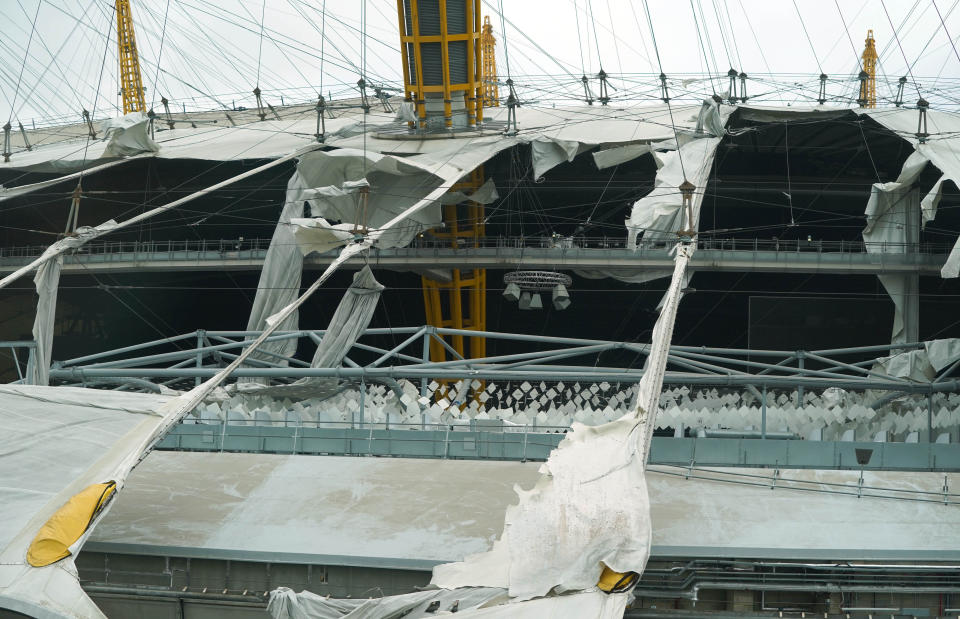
<box><xmin>0</xmin><ymin>235</ymin><xmax>952</xmax><ymax>259</ymax></box>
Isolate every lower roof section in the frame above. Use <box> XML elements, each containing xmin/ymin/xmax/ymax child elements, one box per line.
<box><xmin>87</xmin><ymin>451</ymin><xmax>960</xmax><ymax>569</ymax></box>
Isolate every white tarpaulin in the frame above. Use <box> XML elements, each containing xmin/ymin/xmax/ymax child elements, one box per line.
<box><xmin>0</xmin><ymin>386</ymin><xmax>173</xmax><ymax>618</ymax></box>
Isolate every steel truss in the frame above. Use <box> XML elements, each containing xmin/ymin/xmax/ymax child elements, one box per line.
<box><xmin>31</xmin><ymin>326</ymin><xmax>960</xmax><ymax>397</ymax></box>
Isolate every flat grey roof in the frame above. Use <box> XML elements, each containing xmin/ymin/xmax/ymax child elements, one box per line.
<box><xmin>88</xmin><ymin>451</ymin><xmax>960</xmax><ymax>568</ymax></box>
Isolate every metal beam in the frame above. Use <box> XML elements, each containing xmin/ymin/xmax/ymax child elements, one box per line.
<box><xmin>0</xmin><ymin>244</ymin><xmax>947</xmax><ymax>276</ymax></box>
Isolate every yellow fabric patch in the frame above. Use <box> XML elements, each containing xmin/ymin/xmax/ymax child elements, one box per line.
<box><xmin>597</xmin><ymin>563</ymin><xmax>639</xmax><ymax>593</ymax></box>
<box><xmin>26</xmin><ymin>481</ymin><xmax>116</xmax><ymax>567</ymax></box>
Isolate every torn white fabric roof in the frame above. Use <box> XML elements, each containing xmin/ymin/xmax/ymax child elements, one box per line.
<box><xmin>30</xmin><ymin>256</ymin><xmax>62</xmax><ymax>386</ymax></box>
<box><xmin>240</xmin><ymin>175</ymin><xmax>308</xmax><ymax>381</ymax></box>
<box><xmin>694</xmin><ymin>97</ymin><xmax>726</xmax><ymax>138</ymax></box>
<box><xmin>0</xmin><ymin>386</ymin><xmax>173</xmax><ymax>618</ymax></box>
<box><xmin>592</xmin><ymin>143</ymin><xmax>652</xmax><ymax>170</ymax></box>
<box><xmin>858</xmin><ymin>108</ymin><xmax>960</xmax><ymax>278</ymax></box>
<box><xmin>862</xmin><ymin>151</ymin><xmax>928</xmax><ymax>345</ymax></box>
<box><xmin>289</xmin><ymin>148</ymin><xmax>446</xmax><ymax>250</ymax></box>
<box><xmin>291</xmin><ymin>218</ymin><xmax>357</xmax><ymax>256</ymax></box>
<box><xmin>873</xmin><ymin>338</ymin><xmax>960</xmax><ymax>382</ymax></box>
<box><xmin>100</xmin><ymin>112</ymin><xmax>160</xmax><ymax>158</ymax></box>
<box><xmin>431</xmin><ymin>415</ymin><xmax>651</xmax><ymax>600</ymax></box>
<box><xmin>440</xmin><ymin>177</ymin><xmax>499</xmax><ymax>205</ymax></box>
<box><xmin>626</xmin><ymin>137</ymin><xmax>722</xmax><ymax>248</ymax></box>
<box><xmin>305</xmin><ymin>266</ymin><xmax>383</xmax><ymax>370</ymax></box>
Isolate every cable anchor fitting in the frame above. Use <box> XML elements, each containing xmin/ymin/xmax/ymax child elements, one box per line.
<box><xmin>253</xmin><ymin>87</ymin><xmax>267</xmax><ymax>121</ymax></box>
<box><xmin>597</xmin><ymin>69</ymin><xmax>611</xmax><ymax>105</ymax></box>
<box><xmin>18</xmin><ymin>122</ymin><xmax>31</xmax><ymax>151</ymax></box>
<box><xmin>581</xmin><ymin>75</ymin><xmax>594</xmax><ymax>105</ymax></box>
<box><xmin>727</xmin><ymin>68</ymin><xmax>739</xmax><ymax>104</ymax></box>
<box><xmin>315</xmin><ymin>96</ymin><xmax>326</xmax><ymax>143</ymax></box>
<box><xmin>160</xmin><ymin>97</ymin><xmax>175</xmax><ymax>129</ymax></box>
<box><xmin>895</xmin><ymin>76</ymin><xmax>907</xmax><ymax>108</ymax></box>
<box><xmin>504</xmin><ymin>78</ymin><xmax>519</xmax><ymax>137</ymax></box>
<box><xmin>373</xmin><ymin>85</ymin><xmax>394</xmax><ymax>113</ymax></box>
<box><xmin>659</xmin><ymin>73</ymin><xmax>670</xmax><ymax>103</ymax></box>
<box><xmin>817</xmin><ymin>73</ymin><xmax>827</xmax><ymax>105</ymax></box>
<box><xmin>357</xmin><ymin>79</ymin><xmax>371</xmax><ymax>114</ymax></box>
<box><xmin>916</xmin><ymin>98</ymin><xmax>930</xmax><ymax>144</ymax></box>
<box><xmin>739</xmin><ymin>72</ymin><xmax>748</xmax><ymax>102</ymax></box>
<box><xmin>1</xmin><ymin>122</ymin><xmax>11</xmax><ymax>162</ymax></box>
<box><xmin>82</xmin><ymin>109</ymin><xmax>97</xmax><ymax>139</ymax></box>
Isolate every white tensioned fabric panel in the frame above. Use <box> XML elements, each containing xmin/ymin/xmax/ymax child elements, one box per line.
<box><xmin>0</xmin><ymin>113</ymin><xmax>385</xmax><ymax>173</ymax></box>
<box><xmin>0</xmin><ymin>386</ymin><xmax>172</xmax><ymax>618</ymax></box>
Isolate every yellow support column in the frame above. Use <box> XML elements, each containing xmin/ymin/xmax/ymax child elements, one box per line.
<box><xmin>115</xmin><ymin>0</ymin><xmax>146</xmax><ymax>114</ymax></box>
<box><xmin>396</xmin><ymin>0</ymin><xmax>484</xmax><ymax>129</ymax></box>
<box><xmin>481</xmin><ymin>16</ymin><xmax>499</xmax><ymax>107</ymax></box>
<box><xmin>421</xmin><ymin>168</ymin><xmax>487</xmax><ymax>368</ymax></box>
<box><xmin>860</xmin><ymin>29</ymin><xmax>877</xmax><ymax>109</ymax></box>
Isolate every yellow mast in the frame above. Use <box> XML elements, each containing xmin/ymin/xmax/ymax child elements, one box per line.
<box><xmin>860</xmin><ymin>29</ymin><xmax>877</xmax><ymax>109</ymax></box>
<box><xmin>115</xmin><ymin>0</ymin><xmax>146</xmax><ymax>114</ymax></box>
<box><xmin>481</xmin><ymin>16</ymin><xmax>499</xmax><ymax>107</ymax></box>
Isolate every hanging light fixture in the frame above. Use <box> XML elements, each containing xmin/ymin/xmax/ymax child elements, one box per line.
<box><xmin>503</xmin><ymin>271</ymin><xmax>573</xmax><ymax>311</ymax></box>
<box><xmin>552</xmin><ymin>283</ymin><xmax>571</xmax><ymax>310</ymax></box>
<box><xmin>518</xmin><ymin>291</ymin><xmax>533</xmax><ymax>310</ymax></box>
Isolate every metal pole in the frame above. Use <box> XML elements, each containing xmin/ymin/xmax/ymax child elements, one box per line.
<box><xmin>797</xmin><ymin>352</ymin><xmax>805</xmax><ymax>404</ymax></box>
<box><xmin>421</xmin><ymin>331</ymin><xmax>430</xmax><ymax>397</ymax></box>
<box><xmin>761</xmin><ymin>384</ymin><xmax>767</xmax><ymax>439</ymax></box>
<box><xmin>359</xmin><ymin>379</ymin><xmax>366</xmax><ymax>428</ymax></box>
<box><xmin>195</xmin><ymin>329</ymin><xmax>204</xmax><ymax>387</ymax></box>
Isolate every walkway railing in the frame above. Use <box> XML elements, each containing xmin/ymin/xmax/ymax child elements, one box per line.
<box><xmin>0</xmin><ymin>235</ymin><xmax>952</xmax><ymax>261</ymax></box>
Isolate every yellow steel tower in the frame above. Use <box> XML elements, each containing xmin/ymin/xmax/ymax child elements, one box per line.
<box><xmin>396</xmin><ymin>0</ymin><xmax>484</xmax><ymax>129</ymax></box>
<box><xmin>397</xmin><ymin>0</ymin><xmax>489</xmax><ymax>368</ymax></box>
<box><xmin>481</xmin><ymin>16</ymin><xmax>499</xmax><ymax>107</ymax></box>
<box><xmin>115</xmin><ymin>0</ymin><xmax>146</xmax><ymax>114</ymax></box>
<box><xmin>860</xmin><ymin>29</ymin><xmax>877</xmax><ymax>109</ymax></box>
<box><xmin>421</xmin><ymin>167</ymin><xmax>487</xmax><ymax>365</ymax></box>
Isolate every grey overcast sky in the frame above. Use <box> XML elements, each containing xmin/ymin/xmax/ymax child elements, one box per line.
<box><xmin>2</xmin><ymin>0</ymin><xmax>959</xmax><ymax>125</ymax></box>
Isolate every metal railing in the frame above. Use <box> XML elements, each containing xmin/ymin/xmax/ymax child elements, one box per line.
<box><xmin>0</xmin><ymin>235</ymin><xmax>951</xmax><ymax>261</ymax></box>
